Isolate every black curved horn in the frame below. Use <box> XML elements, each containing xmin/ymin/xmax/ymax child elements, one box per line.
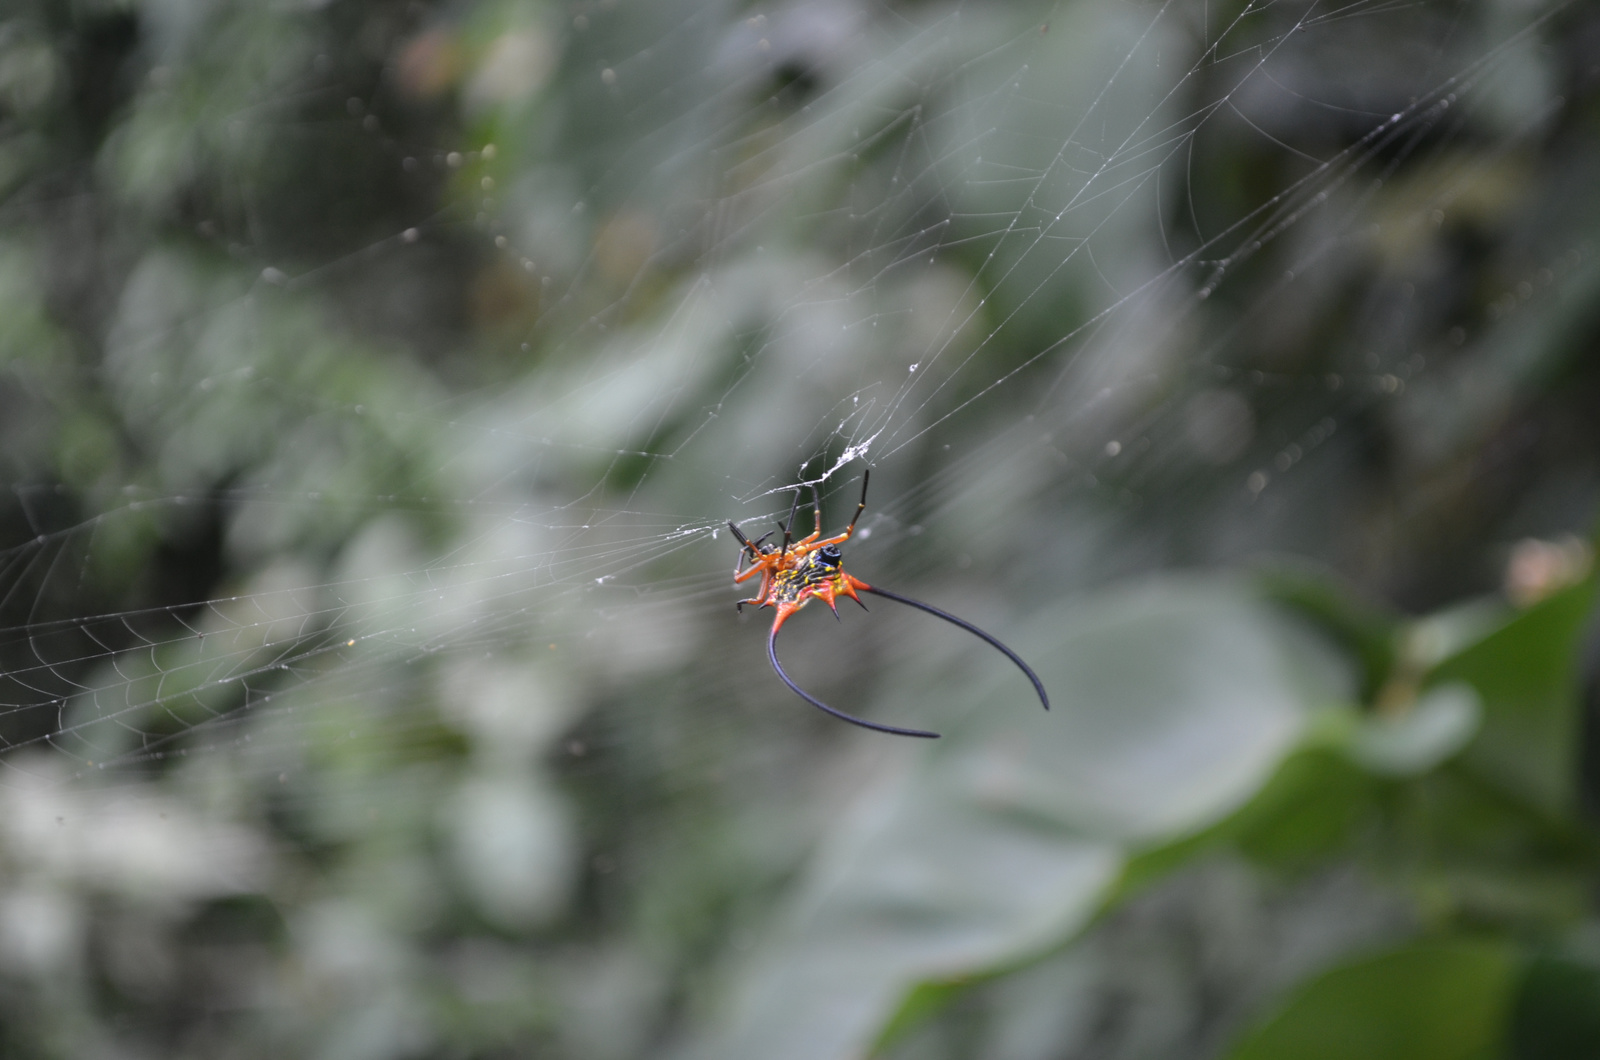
<box><xmin>768</xmin><ymin>627</ymin><xmax>941</xmax><ymax>739</ymax></box>
<box><xmin>859</xmin><ymin>585</ymin><xmax>1049</xmax><ymax>711</ymax></box>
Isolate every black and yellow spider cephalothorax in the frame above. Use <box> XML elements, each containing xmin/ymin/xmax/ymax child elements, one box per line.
<box><xmin>729</xmin><ymin>469</ymin><xmax>1049</xmax><ymax>738</ymax></box>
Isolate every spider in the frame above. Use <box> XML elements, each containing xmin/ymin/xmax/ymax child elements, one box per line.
<box><xmin>729</xmin><ymin>469</ymin><xmax>1049</xmax><ymax>738</ymax></box>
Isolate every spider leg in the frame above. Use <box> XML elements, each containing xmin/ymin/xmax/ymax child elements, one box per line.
<box><xmin>768</xmin><ymin>627</ymin><xmax>940</xmax><ymax>739</ymax></box>
<box><xmin>843</xmin><ymin>468</ymin><xmax>870</xmax><ymax>537</ymax></box>
<box><xmin>739</xmin><ymin>564</ymin><xmax>774</xmax><ymax>605</ymax></box>
<box><xmin>729</xmin><ymin>522</ymin><xmax>769</xmax><ymax>580</ymax></box>
<box><xmin>731</xmin><ymin>535</ymin><xmax>753</xmax><ymax>582</ymax></box>
<box><xmin>778</xmin><ymin>486</ymin><xmax>804</xmax><ymax>562</ymax></box>
<box><xmin>857</xmin><ymin>584</ymin><xmax>1049</xmax><ymax>711</ymax></box>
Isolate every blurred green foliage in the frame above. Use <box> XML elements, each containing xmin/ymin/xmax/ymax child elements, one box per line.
<box><xmin>2</xmin><ymin>0</ymin><xmax>1600</xmax><ymax>1058</ymax></box>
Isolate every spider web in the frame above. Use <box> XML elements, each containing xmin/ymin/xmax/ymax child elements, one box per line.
<box><xmin>0</xmin><ymin>0</ymin><xmax>1592</xmax><ymax>1053</ymax></box>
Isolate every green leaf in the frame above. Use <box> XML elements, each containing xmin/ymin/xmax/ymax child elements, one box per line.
<box><xmin>1219</xmin><ymin>744</ymin><xmax>1383</xmax><ymax>872</ymax></box>
<box><xmin>1429</xmin><ymin>578</ymin><xmax>1596</xmax><ymax>810</ymax></box>
<box><xmin>1225</xmin><ymin>939</ymin><xmax>1519</xmax><ymax>1060</ymax></box>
